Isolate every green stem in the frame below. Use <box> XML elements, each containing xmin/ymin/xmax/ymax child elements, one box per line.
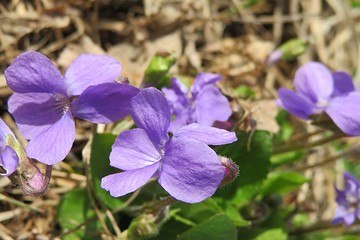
<box><xmin>0</xmin><ymin>193</ymin><xmax>44</xmax><ymax>214</ymax></box>
<box><xmin>294</xmin><ymin>147</ymin><xmax>356</xmax><ymax>171</ymax></box>
<box><xmin>272</xmin><ymin>133</ymin><xmax>344</xmax><ymax>155</ymax></box>
<box><xmin>144</xmin><ymin>196</ymin><xmax>178</xmax><ymax>214</ymax></box>
<box><xmin>289</xmin><ymin>221</ymin><xmax>342</xmax><ymax>235</ymax></box>
<box><xmin>273</xmin><ymin>129</ymin><xmax>325</xmax><ymax>147</ymax></box>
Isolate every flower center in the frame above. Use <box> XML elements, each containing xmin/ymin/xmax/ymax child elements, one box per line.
<box><xmin>316</xmin><ymin>98</ymin><xmax>329</xmax><ymax>109</ymax></box>
<box><xmin>52</xmin><ymin>94</ymin><xmax>71</xmax><ymax>115</ymax></box>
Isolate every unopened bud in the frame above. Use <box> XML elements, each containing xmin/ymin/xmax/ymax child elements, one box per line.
<box><xmin>142</xmin><ymin>52</ymin><xmax>176</xmax><ymax>88</ymax></box>
<box><xmin>266</xmin><ymin>49</ymin><xmax>283</xmax><ymax>66</ymax></box>
<box><xmin>267</xmin><ymin>39</ymin><xmax>308</xmax><ymax>65</ymax></box>
<box><xmin>219</xmin><ymin>156</ymin><xmax>239</xmax><ymax>186</ymax></box>
<box><xmin>127</xmin><ymin>207</ymin><xmax>169</xmax><ymax>240</ymax></box>
<box><xmin>18</xmin><ymin>160</ymin><xmax>52</xmax><ymax>197</ymax></box>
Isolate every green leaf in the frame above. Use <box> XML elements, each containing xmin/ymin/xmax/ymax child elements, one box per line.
<box><xmin>220</xmin><ymin>201</ymin><xmax>249</xmax><ymax>227</ymax></box>
<box><xmin>228</xmin><ymin>181</ymin><xmax>262</xmax><ymax>207</ymax></box>
<box><xmin>271</xmin><ymin>151</ymin><xmax>304</xmax><ymax>167</ymax></box>
<box><xmin>173</xmin><ymin>198</ymin><xmax>223</xmax><ymax>224</ymax></box>
<box><xmin>216</xmin><ymin>130</ymin><xmax>272</xmax><ymax>189</ymax></box>
<box><xmin>57</xmin><ymin>188</ymin><xmax>100</xmax><ymax>240</ymax></box>
<box><xmin>234</xmin><ymin>85</ymin><xmax>256</xmax><ymax>99</ymax></box>
<box><xmin>260</xmin><ymin>172</ymin><xmax>309</xmax><ymax>195</ymax></box>
<box><xmin>177</xmin><ymin>214</ymin><xmax>237</xmax><ymax>240</ymax></box>
<box><xmin>143</xmin><ymin>53</ymin><xmax>176</xmax><ymax>88</ymax></box>
<box><xmin>273</xmin><ymin>110</ymin><xmax>294</xmax><ymax>143</ymax></box>
<box><xmin>255</xmin><ymin>228</ymin><xmax>287</xmax><ymax>240</ymax></box>
<box><xmin>351</xmin><ymin>0</ymin><xmax>360</xmax><ymax>8</ymax></box>
<box><xmin>90</xmin><ymin>133</ymin><xmax>124</xmax><ymax>209</ymax></box>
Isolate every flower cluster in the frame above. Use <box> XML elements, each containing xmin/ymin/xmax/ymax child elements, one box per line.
<box><xmin>1</xmin><ymin>51</ymin><xmax>237</xmax><ymax>203</ymax></box>
<box><xmin>332</xmin><ymin>173</ymin><xmax>360</xmax><ymax>226</ymax></box>
<box><xmin>277</xmin><ymin>62</ymin><xmax>360</xmax><ymax>136</ymax></box>
<box><xmin>162</xmin><ymin>73</ymin><xmax>232</xmax><ymax>132</ymax></box>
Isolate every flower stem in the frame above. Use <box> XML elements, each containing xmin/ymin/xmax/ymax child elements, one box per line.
<box><xmin>144</xmin><ymin>196</ymin><xmax>178</xmax><ymax>214</ymax></box>
<box><xmin>272</xmin><ymin>132</ymin><xmax>345</xmax><ymax>155</ymax></box>
<box><xmin>294</xmin><ymin>146</ymin><xmax>359</xmax><ymax>171</ymax></box>
<box><xmin>0</xmin><ymin>193</ymin><xmax>44</xmax><ymax>214</ymax></box>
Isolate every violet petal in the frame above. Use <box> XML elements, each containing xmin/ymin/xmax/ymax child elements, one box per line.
<box><xmin>110</xmin><ymin>129</ymin><xmax>161</xmax><ymax>171</ymax></box>
<box><xmin>162</xmin><ymin>78</ymin><xmax>188</xmax><ymax>114</ymax></box>
<box><xmin>64</xmin><ymin>54</ymin><xmax>121</xmax><ymax>96</ymax></box>
<box><xmin>331</xmin><ymin>71</ymin><xmax>355</xmax><ymax>97</ymax></box>
<box><xmin>72</xmin><ymin>82</ymin><xmax>140</xmax><ymax>123</ymax></box>
<box><xmin>168</xmin><ymin>108</ymin><xmax>190</xmax><ymax>133</ymax></box>
<box><xmin>0</xmin><ymin>146</ymin><xmax>19</xmax><ymax>176</ymax></box>
<box><xmin>191</xmin><ymin>73</ymin><xmax>222</xmax><ymax>97</ymax></box>
<box><xmin>131</xmin><ymin>88</ymin><xmax>170</xmax><ymax>144</ymax></box>
<box><xmin>26</xmin><ymin>110</ymin><xmax>75</xmax><ymax>165</ymax></box>
<box><xmin>332</xmin><ymin>206</ymin><xmax>356</xmax><ymax>226</ymax></box>
<box><xmin>277</xmin><ymin>88</ymin><xmax>315</xmax><ymax>119</ymax></box>
<box><xmin>294</xmin><ymin>62</ymin><xmax>333</xmax><ymax>103</ymax></box>
<box><xmin>8</xmin><ymin>92</ymin><xmax>65</xmax><ymax>139</ymax></box>
<box><xmin>5</xmin><ymin>51</ymin><xmax>66</xmax><ymax>94</ymax></box>
<box><xmin>174</xmin><ymin>123</ymin><xmax>237</xmax><ymax>145</ymax></box>
<box><xmin>158</xmin><ymin>137</ymin><xmax>224</xmax><ymax>203</ymax></box>
<box><xmin>101</xmin><ymin>162</ymin><xmax>160</xmax><ymax>198</ymax></box>
<box><xmin>195</xmin><ymin>85</ymin><xmax>231</xmax><ymax>126</ymax></box>
<box><xmin>326</xmin><ymin>92</ymin><xmax>360</xmax><ymax>136</ymax></box>
<box><xmin>0</xmin><ymin>119</ymin><xmax>15</xmax><ymax>150</ymax></box>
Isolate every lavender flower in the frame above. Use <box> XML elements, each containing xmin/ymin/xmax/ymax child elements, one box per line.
<box><xmin>5</xmin><ymin>51</ymin><xmax>139</xmax><ymax>165</ymax></box>
<box><xmin>332</xmin><ymin>172</ymin><xmax>360</xmax><ymax>226</ymax></box>
<box><xmin>277</xmin><ymin>62</ymin><xmax>360</xmax><ymax>136</ymax></box>
<box><xmin>162</xmin><ymin>73</ymin><xmax>232</xmax><ymax>132</ymax></box>
<box><xmin>101</xmin><ymin>88</ymin><xmax>237</xmax><ymax>203</ymax></box>
<box><xmin>0</xmin><ymin>119</ymin><xmax>19</xmax><ymax>176</ymax></box>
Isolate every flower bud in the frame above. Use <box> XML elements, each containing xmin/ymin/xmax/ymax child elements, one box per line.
<box><xmin>5</xmin><ymin>130</ymin><xmax>52</xmax><ymax>196</ymax></box>
<box><xmin>127</xmin><ymin>207</ymin><xmax>169</xmax><ymax>240</ymax></box>
<box><xmin>219</xmin><ymin>156</ymin><xmax>239</xmax><ymax>186</ymax></box>
<box><xmin>267</xmin><ymin>39</ymin><xmax>308</xmax><ymax>65</ymax></box>
<box><xmin>19</xmin><ymin>162</ymin><xmax>52</xmax><ymax>197</ymax></box>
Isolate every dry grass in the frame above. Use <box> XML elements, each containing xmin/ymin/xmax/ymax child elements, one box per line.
<box><xmin>1</xmin><ymin>0</ymin><xmax>360</xmax><ymax>238</ymax></box>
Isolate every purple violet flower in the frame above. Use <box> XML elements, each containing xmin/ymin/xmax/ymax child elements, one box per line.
<box><xmin>162</xmin><ymin>73</ymin><xmax>232</xmax><ymax>132</ymax></box>
<box><xmin>5</xmin><ymin>51</ymin><xmax>140</xmax><ymax>165</ymax></box>
<box><xmin>0</xmin><ymin>119</ymin><xmax>19</xmax><ymax>176</ymax></box>
<box><xmin>332</xmin><ymin>172</ymin><xmax>360</xmax><ymax>226</ymax></box>
<box><xmin>277</xmin><ymin>62</ymin><xmax>360</xmax><ymax>136</ymax></box>
<box><xmin>101</xmin><ymin>88</ymin><xmax>237</xmax><ymax>203</ymax></box>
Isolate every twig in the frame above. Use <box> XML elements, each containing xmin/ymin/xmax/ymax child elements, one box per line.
<box><xmin>0</xmin><ymin>193</ymin><xmax>44</xmax><ymax>214</ymax></box>
<box><xmin>272</xmin><ymin>133</ymin><xmax>344</xmax><ymax>155</ymax></box>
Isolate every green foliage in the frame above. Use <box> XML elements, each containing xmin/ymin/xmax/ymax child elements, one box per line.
<box><xmin>235</xmin><ymin>85</ymin><xmax>256</xmax><ymax>98</ymax></box>
<box><xmin>242</xmin><ymin>0</ymin><xmax>260</xmax><ymax>8</ymax></box>
<box><xmin>216</xmin><ymin>130</ymin><xmax>272</xmax><ymax>189</ymax></box>
<box><xmin>271</xmin><ymin>151</ymin><xmax>305</xmax><ymax>167</ymax></box>
<box><xmin>351</xmin><ymin>0</ymin><xmax>360</xmax><ymax>8</ymax></box>
<box><xmin>172</xmin><ymin>198</ymin><xmax>223</xmax><ymax>224</ymax></box>
<box><xmin>177</xmin><ymin>214</ymin><xmax>237</xmax><ymax>240</ymax></box>
<box><xmin>343</xmin><ymin>160</ymin><xmax>360</xmax><ymax>179</ymax></box>
<box><xmin>260</xmin><ymin>171</ymin><xmax>309</xmax><ymax>195</ymax></box>
<box><xmin>57</xmin><ymin>188</ymin><xmax>101</xmax><ymax>240</ymax></box>
<box><xmin>278</xmin><ymin>38</ymin><xmax>308</xmax><ymax>61</ymax></box>
<box><xmin>273</xmin><ymin>110</ymin><xmax>294</xmax><ymax>143</ymax></box>
<box><xmin>255</xmin><ymin>228</ymin><xmax>287</xmax><ymax>240</ymax></box>
<box><xmin>150</xmin><ymin>200</ymin><xmax>238</xmax><ymax>239</ymax></box>
<box><xmin>90</xmin><ymin>133</ymin><xmax>124</xmax><ymax>209</ymax></box>
<box><xmin>143</xmin><ymin>53</ymin><xmax>176</xmax><ymax>88</ymax></box>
